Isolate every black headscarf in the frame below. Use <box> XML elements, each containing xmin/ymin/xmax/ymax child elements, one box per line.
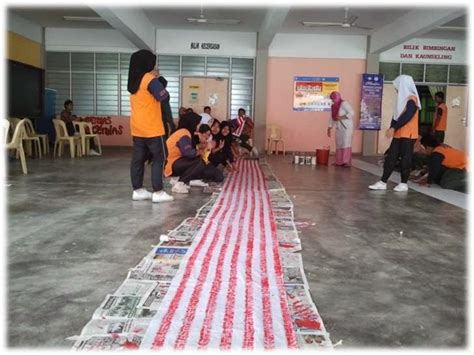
<box><xmin>127</xmin><ymin>50</ymin><xmax>156</xmax><ymax>94</ymax></box>
<box><xmin>178</xmin><ymin>112</ymin><xmax>201</xmax><ymax>135</ymax></box>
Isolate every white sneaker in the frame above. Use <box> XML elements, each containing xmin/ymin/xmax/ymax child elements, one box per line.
<box><xmin>189</xmin><ymin>179</ymin><xmax>209</xmax><ymax>187</ymax></box>
<box><xmin>393</xmin><ymin>183</ymin><xmax>409</xmax><ymax>192</ymax></box>
<box><xmin>172</xmin><ymin>181</ymin><xmax>190</xmax><ymax>194</ymax></box>
<box><xmin>132</xmin><ymin>188</ymin><xmax>153</xmax><ymax>201</ymax></box>
<box><xmin>88</xmin><ymin>149</ymin><xmax>101</xmax><ymax>156</ymax></box>
<box><xmin>368</xmin><ymin>181</ymin><xmax>387</xmax><ymax>190</ymax></box>
<box><xmin>152</xmin><ymin>190</ymin><xmax>174</xmax><ymax>203</ymax></box>
<box><xmin>170</xmin><ymin>177</ymin><xmax>179</xmax><ymax>186</ymax></box>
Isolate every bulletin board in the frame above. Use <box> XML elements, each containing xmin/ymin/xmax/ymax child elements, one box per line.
<box><xmin>181</xmin><ymin>77</ymin><xmax>229</xmax><ymax>121</ymax></box>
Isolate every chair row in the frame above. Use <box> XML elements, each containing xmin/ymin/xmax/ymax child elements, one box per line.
<box><xmin>3</xmin><ymin>117</ymin><xmax>102</xmax><ymax>174</ymax></box>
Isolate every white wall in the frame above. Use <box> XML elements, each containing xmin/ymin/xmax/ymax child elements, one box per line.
<box><xmin>8</xmin><ymin>12</ymin><xmax>43</xmax><ymax>43</ymax></box>
<box><xmin>380</xmin><ymin>38</ymin><xmax>467</xmax><ymax>64</ymax></box>
<box><xmin>269</xmin><ymin>33</ymin><xmax>367</xmax><ymax>59</ymax></box>
<box><xmin>156</xmin><ymin>29</ymin><xmax>257</xmax><ymax>57</ymax></box>
<box><xmin>45</xmin><ymin>28</ymin><xmax>137</xmax><ymax>52</ymax></box>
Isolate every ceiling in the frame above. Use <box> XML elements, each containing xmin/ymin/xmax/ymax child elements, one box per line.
<box><xmin>9</xmin><ymin>6</ymin><xmax>467</xmax><ymax>39</ymax></box>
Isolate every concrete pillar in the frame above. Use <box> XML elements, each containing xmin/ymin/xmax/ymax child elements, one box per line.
<box><xmin>362</xmin><ymin>44</ymin><xmax>381</xmax><ymax>156</ymax></box>
<box><xmin>254</xmin><ymin>47</ymin><xmax>268</xmax><ymax>153</ymax></box>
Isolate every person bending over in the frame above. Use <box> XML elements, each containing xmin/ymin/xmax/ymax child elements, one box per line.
<box><xmin>418</xmin><ymin>135</ymin><xmax>468</xmax><ymax>192</ymax></box>
<box><xmin>164</xmin><ymin>113</ymin><xmax>224</xmax><ymax>194</ymax></box>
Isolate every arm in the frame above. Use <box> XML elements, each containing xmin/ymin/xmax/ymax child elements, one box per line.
<box><xmin>176</xmin><ymin>136</ymin><xmax>198</xmax><ymax>158</ymax></box>
<box><xmin>390</xmin><ymin>100</ymin><xmax>417</xmax><ymax>130</ymax></box>
<box><xmin>432</xmin><ymin>107</ymin><xmax>443</xmax><ymax>129</ymax></box>
<box><xmin>161</xmin><ymin>98</ymin><xmax>176</xmax><ymax>132</ymax></box>
<box><xmin>147</xmin><ymin>78</ymin><xmax>170</xmax><ymax>102</ymax></box>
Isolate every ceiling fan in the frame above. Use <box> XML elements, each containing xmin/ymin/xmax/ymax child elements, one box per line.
<box><xmin>302</xmin><ymin>7</ymin><xmax>373</xmax><ymax>30</ymax></box>
<box><xmin>187</xmin><ymin>5</ymin><xmax>241</xmax><ymax>25</ymax></box>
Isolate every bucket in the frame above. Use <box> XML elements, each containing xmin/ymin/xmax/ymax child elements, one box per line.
<box><xmin>316</xmin><ymin>148</ymin><xmax>330</xmax><ymax>165</ymax></box>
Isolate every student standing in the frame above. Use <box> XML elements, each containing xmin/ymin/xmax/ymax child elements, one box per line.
<box><xmin>432</xmin><ymin>91</ymin><xmax>448</xmax><ymax>143</ymax></box>
<box><xmin>327</xmin><ymin>91</ymin><xmax>354</xmax><ymax>167</ymax></box>
<box><xmin>369</xmin><ymin>75</ymin><xmax>421</xmax><ymax>192</ymax></box>
<box><xmin>128</xmin><ymin>49</ymin><xmax>174</xmax><ymax>203</ymax></box>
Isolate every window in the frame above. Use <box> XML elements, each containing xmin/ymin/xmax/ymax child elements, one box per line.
<box><xmin>449</xmin><ymin>65</ymin><xmax>467</xmax><ymax>84</ymax></box>
<box><xmin>401</xmin><ymin>63</ymin><xmax>424</xmax><ymax>82</ymax></box>
<box><xmin>46</xmin><ymin>52</ymin><xmax>255</xmax><ymax>118</ymax></box>
<box><xmin>182</xmin><ymin>56</ymin><xmax>205</xmax><ymax>75</ymax></box>
<box><xmin>425</xmin><ymin>64</ymin><xmax>448</xmax><ymax>83</ymax></box>
<box><xmin>379</xmin><ymin>62</ymin><xmax>400</xmax><ymax>82</ymax></box>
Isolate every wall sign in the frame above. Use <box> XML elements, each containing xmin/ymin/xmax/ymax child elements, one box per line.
<box><xmin>293</xmin><ymin>76</ymin><xmax>339</xmax><ymax>112</ymax></box>
<box><xmin>359</xmin><ymin>74</ymin><xmax>384</xmax><ymax>130</ymax></box>
<box><xmin>190</xmin><ymin>42</ymin><xmax>221</xmax><ymax>50</ymax></box>
<box><xmin>380</xmin><ymin>38</ymin><xmax>466</xmax><ymax>64</ymax></box>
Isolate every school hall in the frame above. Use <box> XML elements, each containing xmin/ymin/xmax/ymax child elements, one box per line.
<box><xmin>4</xmin><ymin>3</ymin><xmax>469</xmax><ymax>351</ymax></box>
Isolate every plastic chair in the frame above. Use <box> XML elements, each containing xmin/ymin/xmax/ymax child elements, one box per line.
<box><xmin>266</xmin><ymin>124</ymin><xmax>285</xmax><ymax>155</ymax></box>
<box><xmin>52</xmin><ymin>119</ymin><xmax>82</xmax><ymax>158</ymax></box>
<box><xmin>2</xmin><ymin>118</ymin><xmax>10</xmax><ymax>145</ymax></box>
<box><xmin>24</xmin><ymin>117</ymin><xmax>49</xmax><ymax>155</ymax></box>
<box><xmin>22</xmin><ymin>118</ymin><xmax>43</xmax><ymax>159</ymax></box>
<box><xmin>4</xmin><ymin>118</ymin><xmax>28</xmax><ymax>174</ymax></box>
<box><xmin>8</xmin><ymin>117</ymin><xmax>21</xmax><ymax>132</ymax></box>
<box><xmin>74</xmin><ymin>121</ymin><xmax>102</xmax><ymax>156</ymax></box>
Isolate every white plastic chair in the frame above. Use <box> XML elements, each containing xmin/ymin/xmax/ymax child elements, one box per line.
<box><xmin>22</xmin><ymin>118</ymin><xmax>42</xmax><ymax>159</ymax></box>
<box><xmin>74</xmin><ymin>121</ymin><xmax>102</xmax><ymax>156</ymax></box>
<box><xmin>52</xmin><ymin>119</ymin><xmax>82</xmax><ymax>158</ymax></box>
<box><xmin>266</xmin><ymin>124</ymin><xmax>285</xmax><ymax>155</ymax></box>
<box><xmin>4</xmin><ymin>118</ymin><xmax>28</xmax><ymax>174</ymax></box>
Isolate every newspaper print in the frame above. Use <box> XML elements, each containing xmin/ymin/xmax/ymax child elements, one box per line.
<box><xmin>72</xmin><ymin>334</ymin><xmax>143</xmax><ymax>351</ymax></box>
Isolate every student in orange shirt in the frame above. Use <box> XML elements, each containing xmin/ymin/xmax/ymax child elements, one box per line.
<box><xmin>128</xmin><ymin>49</ymin><xmax>174</xmax><ymax>203</ymax></box>
<box><xmin>369</xmin><ymin>75</ymin><xmax>421</xmax><ymax>192</ymax></box>
<box><xmin>432</xmin><ymin>91</ymin><xmax>448</xmax><ymax>143</ymax></box>
<box><xmin>418</xmin><ymin>135</ymin><xmax>467</xmax><ymax>192</ymax></box>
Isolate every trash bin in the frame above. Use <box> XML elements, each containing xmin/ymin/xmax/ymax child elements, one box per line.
<box><xmin>316</xmin><ymin>148</ymin><xmax>330</xmax><ymax>165</ymax></box>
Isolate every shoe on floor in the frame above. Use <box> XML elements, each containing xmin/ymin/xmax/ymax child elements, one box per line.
<box><xmin>189</xmin><ymin>179</ymin><xmax>209</xmax><ymax>187</ymax></box>
<box><xmin>88</xmin><ymin>149</ymin><xmax>101</xmax><ymax>156</ymax></box>
<box><xmin>170</xmin><ymin>177</ymin><xmax>179</xmax><ymax>186</ymax></box>
<box><xmin>393</xmin><ymin>183</ymin><xmax>409</xmax><ymax>192</ymax></box>
<box><xmin>368</xmin><ymin>181</ymin><xmax>387</xmax><ymax>190</ymax></box>
<box><xmin>132</xmin><ymin>188</ymin><xmax>153</xmax><ymax>201</ymax></box>
<box><xmin>152</xmin><ymin>190</ymin><xmax>174</xmax><ymax>203</ymax></box>
<box><xmin>172</xmin><ymin>181</ymin><xmax>190</xmax><ymax>194</ymax></box>
<box><xmin>251</xmin><ymin>147</ymin><xmax>259</xmax><ymax>157</ymax></box>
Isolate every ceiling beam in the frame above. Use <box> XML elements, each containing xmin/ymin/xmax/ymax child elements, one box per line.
<box><xmin>369</xmin><ymin>8</ymin><xmax>465</xmax><ymax>54</ymax></box>
<box><xmin>91</xmin><ymin>7</ymin><xmax>155</xmax><ymax>51</ymax></box>
<box><xmin>258</xmin><ymin>7</ymin><xmax>291</xmax><ymax>50</ymax></box>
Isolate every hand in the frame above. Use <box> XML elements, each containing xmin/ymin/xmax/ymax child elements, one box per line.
<box><xmin>385</xmin><ymin>128</ymin><xmax>395</xmax><ymax>139</ymax></box>
<box><xmin>150</xmin><ymin>69</ymin><xmax>160</xmax><ymax>78</ymax></box>
<box><xmin>219</xmin><ymin>140</ymin><xmax>225</xmax><ymax>149</ymax></box>
<box><xmin>327</xmin><ymin>128</ymin><xmax>331</xmax><ymax>138</ymax></box>
<box><xmin>417</xmin><ymin>177</ymin><xmax>429</xmax><ymax>186</ymax></box>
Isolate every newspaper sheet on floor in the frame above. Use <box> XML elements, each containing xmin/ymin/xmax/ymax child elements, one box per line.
<box><xmin>72</xmin><ymin>160</ymin><xmax>332</xmax><ymax>350</ymax></box>
<box><xmin>261</xmin><ymin>159</ymin><xmax>333</xmax><ymax>350</ymax></box>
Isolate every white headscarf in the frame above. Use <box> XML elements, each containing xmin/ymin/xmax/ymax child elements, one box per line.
<box><xmin>392</xmin><ymin>75</ymin><xmax>422</xmax><ymax>121</ymax></box>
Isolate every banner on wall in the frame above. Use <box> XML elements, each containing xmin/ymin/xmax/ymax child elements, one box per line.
<box><xmin>293</xmin><ymin>77</ymin><xmax>339</xmax><ymax>112</ymax></box>
<box><xmin>83</xmin><ymin>116</ymin><xmax>132</xmax><ymax>146</ymax></box>
<box><xmin>359</xmin><ymin>74</ymin><xmax>384</xmax><ymax>130</ymax></box>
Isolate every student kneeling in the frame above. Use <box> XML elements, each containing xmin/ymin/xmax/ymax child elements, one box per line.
<box><xmin>419</xmin><ymin>135</ymin><xmax>468</xmax><ymax>193</ymax></box>
<box><xmin>165</xmin><ymin>123</ymin><xmax>224</xmax><ymax>194</ymax></box>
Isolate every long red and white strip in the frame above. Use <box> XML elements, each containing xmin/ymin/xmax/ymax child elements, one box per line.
<box><xmin>140</xmin><ymin>159</ymin><xmax>298</xmax><ymax>350</ymax></box>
